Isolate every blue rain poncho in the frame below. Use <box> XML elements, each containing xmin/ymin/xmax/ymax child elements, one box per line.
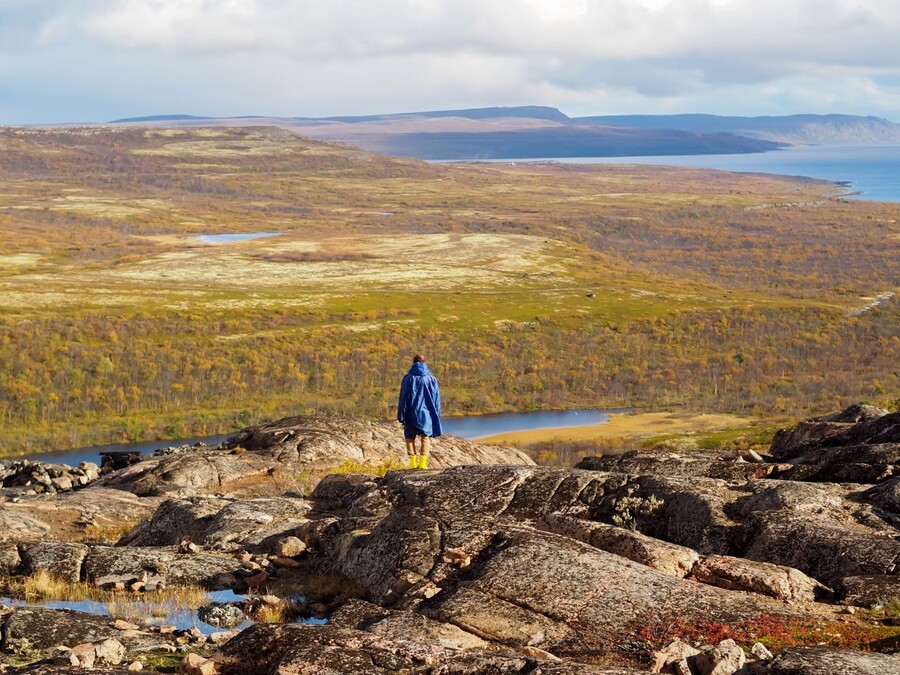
<box><xmin>397</xmin><ymin>361</ymin><xmax>443</xmax><ymax>438</ymax></box>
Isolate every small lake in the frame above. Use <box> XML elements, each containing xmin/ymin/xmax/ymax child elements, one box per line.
<box><xmin>195</xmin><ymin>232</ymin><xmax>282</xmax><ymax>244</ymax></box>
<box><xmin>22</xmin><ymin>409</ymin><xmax>625</xmax><ymax>466</ymax></box>
<box><xmin>23</xmin><ymin>435</ymin><xmax>233</xmax><ymax>470</ymax></box>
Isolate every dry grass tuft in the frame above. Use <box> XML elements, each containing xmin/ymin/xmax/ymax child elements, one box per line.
<box><xmin>72</xmin><ymin>519</ymin><xmax>142</xmax><ymax>545</ymax></box>
<box><xmin>254</xmin><ymin>602</ymin><xmax>291</xmax><ymax>624</ymax></box>
<box><xmin>3</xmin><ymin>570</ymin><xmax>210</xmax><ymax>621</ymax></box>
<box><xmin>329</xmin><ymin>458</ymin><xmax>407</xmax><ymax>477</ymax></box>
<box><xmin>8</xmin><ymin>570</ymin><xmax>104</xmax><ymax>603</ymax></box>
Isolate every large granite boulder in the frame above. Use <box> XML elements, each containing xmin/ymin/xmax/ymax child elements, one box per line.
<box><xmin>99</xmin><ymin>451</ymin><xmax>276</xmax><ymax>497</ymax></box>
<box><xmin>865</xmin><ymin>477</ymin><xmax>900</xmax><ymax>515</ymax></box>
<box><xmin>689</xmin><ymin>555</ymin><xmax>829</xmax><ymax>603</ymax></box>
<box><xmin>576</xmin><ymin>453</ymin><xmax>783</xmax><ymax>481</ymax></box>
<box><xmin>838</xmin><ymin>575</ymin><xmax>900</xmax><ymax>608</ymax></box>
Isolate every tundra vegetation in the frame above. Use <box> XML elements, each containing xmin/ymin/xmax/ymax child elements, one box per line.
<box><xmin>0</xmin><ymin>126</ymin><xmax>897</xmax><ymax>454</ymax></box>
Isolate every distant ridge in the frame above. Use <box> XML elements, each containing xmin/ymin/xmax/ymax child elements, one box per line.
<box><xmin>106</xmin><ymin>107</ymin><xmax>900</xmax><ymax>160</ymax></box>
<box><xmin>579</xmin><ymin>113</ymin><xmax>900</xmax><ymax>144</ymax></box>
<box><xmin>110</xmin><ymin>106</ymin><xmax>570</xmax><ymax>125</ymax></box>
<box><xmin>109</xmin><ymin>114</ymin><xmax>214</xmax><ymax>123</ymax></box>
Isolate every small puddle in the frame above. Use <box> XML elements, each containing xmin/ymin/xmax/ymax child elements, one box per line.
<box><xmin>195</xmin><ymin>232</ymin><xmax>282</xmax><ymax>244</ymax></box>
<box><xmin>2</xmin><ymin>589</ymin><xmax>326</xmax><ymax>634</ymax></box>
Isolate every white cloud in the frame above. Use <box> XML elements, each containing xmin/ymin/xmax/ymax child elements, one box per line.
<box><xmin>2</xmin><ymin>0</ymin><xmax>900</xmax><ymax>122</ymax></box>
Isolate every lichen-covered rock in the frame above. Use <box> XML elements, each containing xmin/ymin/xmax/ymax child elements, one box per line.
<box><xmin>126</xmin><ymin>496</ymin><xmax>316</xmax><ymax>555</ymax></box>
<box><xmin>538</xmin><ymin>513</ymin><xmax>700</xmax><ymax>578</ymax></box>
<box><xmin>576</xmin><ymin>454</ymin><xmax>779</xmax><ymax>481</ymax></box>
<box><xmin>738</xmin><ymin>482</ymin><xmax>843</xmax><ymax>517</ymax></box>
<box><xmin>227</xmin><ymin>416</ymin><xmax>534</xmax><ymax>469</ymax></box>
<box><xmin>354</xmin><ymin>606</ymin><xmax>489</xmax><ymax>651</ymax></box>
<box><xmin>864</xmin><ymin>476</ymin><xmax>900</xmax><ymax>515</ymax></box>
<box><xmin>211</xmin><ymin>623</ymin><xmax>642</xmax><ymax>675</ymax></box>
<box><xmin>769</xmin><ymin>406</ymin><xmax>898</xmax><ymax>462</ymax></box>
<box><xmin>97</xmin><ymin>417</ymin><xmax>532</xmax><ymax>499</ymax></box>
<box><xmin>838</xmin><ymin>575</ymin><xmax>900</xmax><ymax>608</ymax></box>
<box><xmin>2</xmin><ymin>607</ymin><xmax>121</xmax><ymax>653</ymax></box>
<box><xmin>198</xmin><ymin>604</ymin><xmax>247</xmax><ymax>629</ymax></box>
<box><xmin>743</xmin><ymin>646</ymin><xmax>900</xmax><ymax>674</ymax></box>
<box><xmin>19</xmin><ymin>542</ymin><xmax>90</xmax><ymax>584</ymax></box>
<box><xmin>0</xmin><ymin>543</ymin><xmax>22</xmax><ymax>575</ymax></box>
<box><xmin>83</xmin><ymin>546</ymin><xmax>238</xmax><ymax>588</ymax></box>
<box><xmin>690</xmin><ymin>555</ymin><xmax>828</xmax><ymax>603</ymax></box>
<box><xmin>693</xmin><ymin>638</ymin><xmax>745</xmax><ymax>675</ymax></box>
<box><xmin>311</xmin><ymin>473</ymin><xmax>381</xmax><ymax>506</ymax></box>
<box><xmin>124</xmin><ymin>497</ymin><xmax>231</xmax><ymax>546</ymax></box>
<box><xmin>6</xmin><ymin>667</ymin><xmax>137</xmax><ymax>674</ymax></box>
<box><xmin>741</xmin><ymin>510</ymin><xmax>900</xmax><ymax>585</ymax></box>
<box><xmin>105</xmin><ymin>451</ymin><xmax>276</xmax><ymax>497</ymax></box>
<box><xmin>199</xmin><ymin>498</ymin><xmax>314</xmax><ymax>551</ymax></box>
<box><xmin>0</xmin><ymin>508</ymin><xmax>53</xmax><ymax>542</ymax></box>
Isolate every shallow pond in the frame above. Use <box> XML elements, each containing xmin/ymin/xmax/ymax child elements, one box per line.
<box><xmin>2</xmin><ymin>589</ymin><xmax>326</xmax><ymax>634</ymax></box>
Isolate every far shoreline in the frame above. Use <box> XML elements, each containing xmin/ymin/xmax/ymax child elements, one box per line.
<box><xmin>475</xmin><ymin>410</ymin><xmax>764</xmax><ymax>447</ymax></box>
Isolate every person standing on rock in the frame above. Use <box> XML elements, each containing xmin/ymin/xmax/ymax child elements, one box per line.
<box><xmin>397</xmin><ymin>354</ymin><xmax>442</xmax><ymax>469</ymax></box>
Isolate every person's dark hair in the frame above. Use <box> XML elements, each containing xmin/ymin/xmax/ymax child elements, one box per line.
<box><xmin>413</xmin><ymin>354</ymin><xmax>425</xmax><ymax>363</ymax></box>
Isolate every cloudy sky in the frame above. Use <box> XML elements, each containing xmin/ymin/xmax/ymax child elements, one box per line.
<box><xmin>3</xmin><ymin>0</ymin><xmax>900</xmax><ymax>123</ymax></box>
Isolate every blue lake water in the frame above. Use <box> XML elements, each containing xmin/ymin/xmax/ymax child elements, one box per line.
<box><xmin>3</xmin><ymin>589</ymin><xmax>326</xmax><ymax>633</ymax></box>
<box><xmin>195</xmin><ymin>232</ymin><xmax>282</xmax><ymax>244</ymax></box>
<box><xmin>23</xmin><ymin>409</ymin><xmax>625</xmax><ymax>466</ymax></box>
<box><xmin>493</xmin><ymin>144</ymin><xmax>900</xmax><ymax>203</ymax></box>
<box><xmin>440</xmin><ymin>408</ymin><xmax>627</xmax><ymax>439</ymax></box>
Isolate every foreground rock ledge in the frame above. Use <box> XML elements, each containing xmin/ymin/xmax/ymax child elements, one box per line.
<box><xmin>0</xmin><ymin>407</ymin><xmax>898</xmax><ymax>674</ymax></box>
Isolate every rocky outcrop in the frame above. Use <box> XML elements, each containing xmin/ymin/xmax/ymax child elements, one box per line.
<box><xmin>537</xmin><ymin>513</ymin><xmax>701</xmax><ymax>578</ymax></box>
<box><xmin>769</xmin><ymin>406</ymin><xmax>898</xmax><ymax>462</ymax></box>
<box><xmin>95</xmin><ymin>416</ymin><xmax>532</xmax><ymax>498</ymax></box>
<box><xmin>313</xmin><ymin>467</ymin><xmax>806</xmax><ymax>658</ymax></box>
<box><xmin>743</xmin><ymin>646</ymin><xmax>900</xmax><ymax>674</ymax></box>
<box><xmin>576</xmin><ymin>453</ymin><xmax>785</xmax><ymax>481</ymax></box>
<box><xmin>689</xmin><ymin>555</ymin><xmax>828</xmax><ymax>603</ymax></box>
<box><xmin>227</xmin><ymin>416</ymin><xmax>533</xmax><ymax>469</ymax></box>
<box><xmin>125</xmin><ymin>496</ymin><xmax>314</xmax><ymax>552</ymax></box>
<box><xmin>211</xmin><ymin>623</ymin><xmax>644</xmax><ymax>675</ymax></box>
<box><xmin>0</xmin><ymin>487</ymin><xmax>162</xmax><ymax>544</ymax></box>
<box><xmin>83</xmin><ymin>545</ymin><xmax>239</xmax><ymax>589</ymax></box>
<box><xmin>0</xmin><ymin>459</ymin><xmax>102</xmax><ymax>495</ymax></box>
<box><xmin>1</xmin><ymin>407</ymin><xmax>898</xmax><ymax>673</ymax></box>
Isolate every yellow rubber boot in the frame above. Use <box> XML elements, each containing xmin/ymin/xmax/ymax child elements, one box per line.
<box><xmin>419</xmin><ymin>455</ymin><xmax>428</xmax><ymax>470</ymax></box>
<box><xmin>408</xmin><ymin>455</ymin><xmax>419</xmax><ymax>469</ymax></box>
